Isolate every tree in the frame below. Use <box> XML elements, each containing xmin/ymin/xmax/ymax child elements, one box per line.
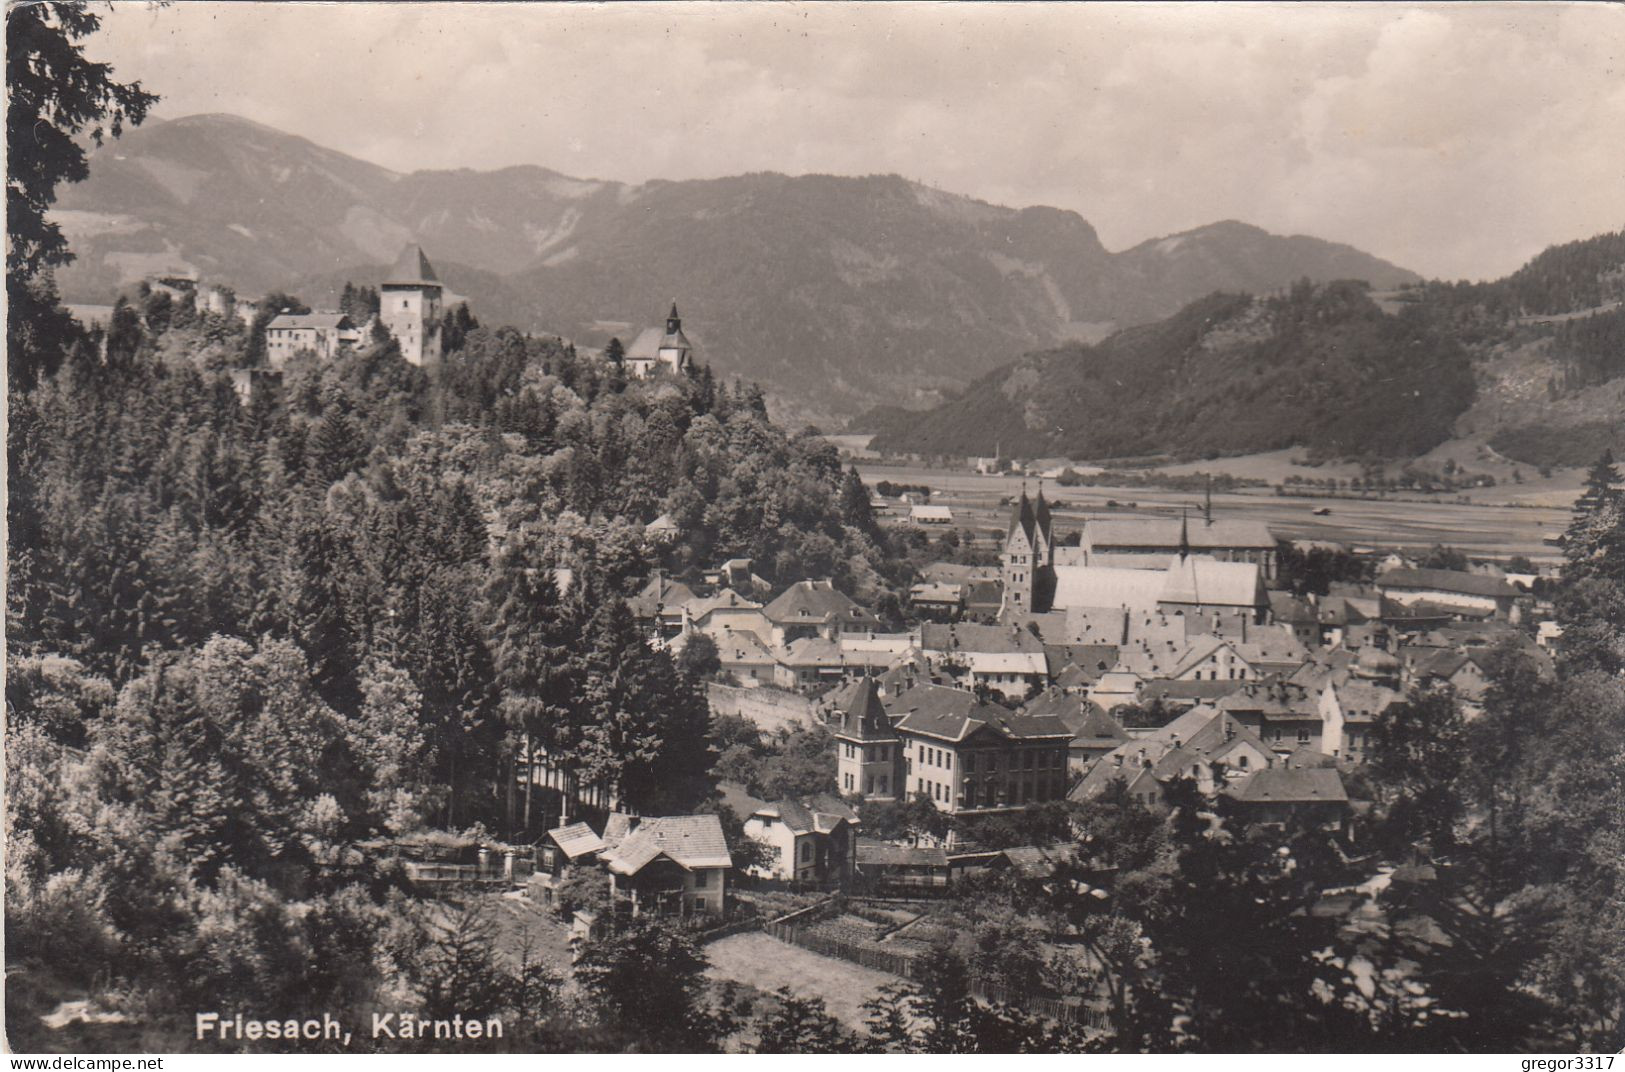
<box><xmin>1368</xmin><ymin>686</ymin><xmax>1469</xmax><ymax>855</ymax></box>
<box><xmin>753</xmin><ymin>986</ymin><xmax>852</xmax><ymax>1053</ymax></box>
<box><xmin>839</xmin><ymin>466</ymin><xmax>876</xmax><ymax>532</ymax></box>
<box><xmin>7</xmin><ymin>2</ymin><xmax>157</xmax><ymax>388</ymax></box>
<box><xmin>676</xmin><ymin>632</ymin><xmax>721</xmax><ymax>681</ymax></box>
<box><xmin>572</xmin><ymin>918</ymin><xmax>729</xmax><ymax>1051</ymax></box>
<box><xmin>482</xmin><ymin>535</ymin><xmax>580</xmax><ymax>834</ymax></box>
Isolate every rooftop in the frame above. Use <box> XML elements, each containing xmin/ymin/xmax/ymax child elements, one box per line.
<box><xmin>383</xmin><ymin>244</ymin><xmax>441</xmax><ymax>288</ymax></box>
<box><xmin>1377</xmin><ymin>568</ymin><xmax>1517</xmax><ymax>599</ymax></box>
<box><xmin>601</xmin><ymin>814</ymin><xmax>732</xmax><ymax>874</ymax></box>
<box><xmin>1087</xmin><ymin>517</ymin><xmax>1276</xmax><ymax>551</ymax></box>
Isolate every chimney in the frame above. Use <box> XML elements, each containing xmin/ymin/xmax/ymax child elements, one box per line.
<box><xmin>1113</xmin><ymin>753</ymin><xmax>1123</xmax><ymax>768</ymax></box>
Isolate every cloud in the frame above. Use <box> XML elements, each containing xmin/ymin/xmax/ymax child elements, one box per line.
<box><xmin>88</xmin><ymin>1</ymin><xmax>1625</xmax><ymax>279</ymax></box>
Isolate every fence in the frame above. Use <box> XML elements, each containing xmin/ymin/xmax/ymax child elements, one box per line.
<box><xmin>758</xmin><ymin>896</ymin><xmax>1111</xmax><ymax>1030</ymax></box>
<box><xmin>971</xmin><ymin>981</ymin><xmax>1111</xmax><ymax>1031</ymax></box>
<box><xmin>763</xmin><ymin>922</ymin><xmax>925</xmax><ymax>979</ymax></box>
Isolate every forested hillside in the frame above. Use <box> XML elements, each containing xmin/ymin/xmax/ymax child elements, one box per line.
<box><xmin>872</xmin><ymin>230</ymin><xmax>1625</xmax><ymax>466</ymax></box>
<box><xmin>870</xmin><ymin>281</ymin><xmax>1476</xmax><ymax>459</ymax></box>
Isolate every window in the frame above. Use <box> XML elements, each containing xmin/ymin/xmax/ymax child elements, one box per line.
<box><xmin>801</xmin><ymin>842</ymin><xmax>812</xmax><ymax>862</ymax></box>
<box><xmin>944</xmin><ymin>752</ymin><xmax>952</xmax><ymax>771</ymax></box>
<box><xmin>866</xmin><ymin>776</ymin><xmax>873</xmax><ymax>794</ymax></box>
<box><xmin>965</xmin><ymin>753</ymin><xmax>976</xmax><ymax>774</ymax></box>
<box><xmin>1297</xmin><ymin>729</ymin><xmax>1311</xmax><ymax>744</ymax></box>
<box><xmin>1237</xmin><ymin>754</ymin><xmax>1248</xmax><ymax>769</ymax></box>
<box><xmin>879</xmin><ymin>775</ymin><xmax>888</xmax><ymax>794</ymax></box>
<box><xmin>694</xmin><ymin>870</ymin><xmax>709</xmax><ymax>887</ymax></box>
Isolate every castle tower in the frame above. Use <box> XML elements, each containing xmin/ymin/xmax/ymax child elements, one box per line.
<box><xmin>380</xmin><ymin>244</ymin><xmax>444</xmax><ymax>368</ymax></box>
<box><xmin>656</xmin><ymin>302</ymin><xmax>694</xmax><ymax>375</ymax></box>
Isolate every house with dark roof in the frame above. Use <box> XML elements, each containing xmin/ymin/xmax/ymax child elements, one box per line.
<box><xmin>598</xmin><ymin>812</ymin><xmax>733</xmax><ymax>917</ymax></box>
<box><xmin>763</xmin><ymin>579</ymin><xmax>882</xmax><ymax>646</ymax></box>
<box><xmin>1224</xmin><ymin>767</ymin><xmax>1350</xmax><ymax>831</ymax></box>
<box><xmin>855</xmin><ymin>838</ymin><xmax>950</xmax><ymax>891</ymax></box>
<box><xmin>965</xmin><ymin>578</ymin><xmax>1006</xmax><ymax>619</ymax></box>
<box><xmin>1404</xmin><ymin>648</ymin><xmax>1493</xmax><ymax>713</ymax></box>
<box><xmin>742</xmin><ymin>794</ymin><xmax>860</xmax><ymax>884</ymax></box>
<box><xmin>628</xmin><ymin>571</ymin><xmax>699</xmax><ymax>642</ymax></box>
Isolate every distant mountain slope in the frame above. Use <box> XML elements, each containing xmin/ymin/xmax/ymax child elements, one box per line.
<box><xmin>52</xmin><ymin>112</ymin><xmax>1421</xmax><ymax>422</ymax></box>
<box><xmin>872</xmin><ymin>230</ymin><xmax>1625</xmax><ymax>465</ymax></box>
<box><xmin>868</xmin><ymin>281</ymin><xmax>1476</xmax><ymax>460</ymax></box>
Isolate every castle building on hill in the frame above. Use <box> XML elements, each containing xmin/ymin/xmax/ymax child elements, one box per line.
<box><xmin>381</xmin><ymin>244</ymin><xmax>443</xmax><ymax>368</ymax></box>
<box><xmin>624</xmin><ymin>303</ymin><xmax>695</xmax><ymax>378</ymax></box>
<box><xmin>1002</xmin><ymin>486</ymin><xmax>1055</xmax><ymax>612</ymax></box>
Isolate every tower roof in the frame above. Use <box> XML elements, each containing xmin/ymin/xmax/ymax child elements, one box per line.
<box><xmin>661</xmin><ymin>302</ymin><xmax>692</xmax><ymax>351</ymax></box>
<box><xmin>1007</xmin><ymin>487</ymin><xmax>1036</xmax><ymax>542</ymax></box>
<box><xmin>384</xmin><ymin>244</ymin><xmax>441</xmax><ymax>288</ymax></box>
<box><xmin>1034</xmin><ymin>490</ymin><xmax>1053</xmax><ymax>539</ymax></box>
<box><xmin>836</xmin><ymin>676</ymin><xmax>895</xmax><ymax>741</ymax></box>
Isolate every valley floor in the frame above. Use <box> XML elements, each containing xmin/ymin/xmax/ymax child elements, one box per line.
<box><xmin>856</xmin><ymin>461</ymin><xmax>1573</xmax><ymax>561</ymax></box>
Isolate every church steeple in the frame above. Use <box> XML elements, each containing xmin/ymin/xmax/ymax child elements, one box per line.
<box><xmin>666</xmin><ymin>302</ymin><xmax>681</xmax><ymax>335</ymax></box>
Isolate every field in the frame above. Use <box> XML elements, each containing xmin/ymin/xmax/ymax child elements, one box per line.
<box><xmin>856</xmin><ymin>461</ymin><xmax>1575</xmax><ymax>563</ymax></box>
<box><xmin>704</xmin><ymin>931</ymin><xmax>898</xmax><ymax>1029</ymax></box>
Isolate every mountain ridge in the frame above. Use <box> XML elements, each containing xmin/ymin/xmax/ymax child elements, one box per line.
<box><xmin>54</xmin><ymin>112</ymin><xmax>1423</xmax><ymax>422</ymax></box>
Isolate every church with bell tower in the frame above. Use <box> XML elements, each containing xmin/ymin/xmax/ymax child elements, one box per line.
<box><xmin>1002</xmin><ymin>485</ymin><xmax>1055</xmax><ymax>612</ymax></box>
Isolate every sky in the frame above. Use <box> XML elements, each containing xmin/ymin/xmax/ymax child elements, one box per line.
<box><xmin>89</xmin><ymin>1</ymin><xmax>1625</xmax><ymax>281</ymax></box>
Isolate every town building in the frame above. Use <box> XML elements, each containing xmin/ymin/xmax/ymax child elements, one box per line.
<box><xmin>919</xmin><ymin>622</ymin><xmax>1049</xmax><ymax>700</ymax></box>
<box><xmin>834</xmin><ymin>677</ymin><xmax>902</xmax><ymax>800</ymax></box>
<box><xmin>909</xmin><ymin>581</ymin><xmax>965</xmax><ymax>621</ymax></box>
<box><xmin>742</xmin><ymin>795</ymin><xmax>860</xmax><ymax>884</ymax></box>
<box><xmin>599</xmin><ymin>812</ymin><xmax>732</xmax><ymax>917</ymax></box>
<box><xmin>1070</xmin><ymin>705</ymin><xmax>1274</xmax><ymax>806</ymax></box>
<box><xmin>1223</xmin><ymin>767</ymin><xmax>1350</xmax><ymax>832</ymax></box>
<box><xmin>264</xmin><ymin>311</ymin><xmax>355</xmax><ymax>366</ymax></box>
<box><xmin>762</xmin><ymin>579</ymin><xmax>884</xmax><ymax>646</ymax></box>
<box><xmin>380</xmin><ymin>244</ymin><xmax>444</xmax><ymax>367</ymax></box>
<box><xmin>624</xmin><ymin>303</ymin><xmax>694</xmax><ymax>378</ymax></box>
<box><xmin>856</xmin><ymin>840</ymin><xmax>950</xmax><ymax>892</ymax></box>
<box><xmin>1318</xmin><ymin>680</ymin><xmax>1399</xmax><ymax>763</ymax></box>
<box><xmin>896</xmin><ymin>699</ymin><xmax>1072</xmax><ymax>814</ymax></box>
<box><xmin>628</xmin><ymin>571</ymin><xmax>699</xmax><ymax>643</ymax></box>
<box><xmin>1001</xmin><ymin>487</ymin><xmax>1055</xmax><ymax>612</ymax></box>
<box><xmin>1072</xmin><ymin>516</ymin><xmax>1278</xmax><ymax>578</ymax></box>
<box><xmin>1376</xmin><ymin>568</ymin><xmax>1519</xmax><ymax>621</ymax></box>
